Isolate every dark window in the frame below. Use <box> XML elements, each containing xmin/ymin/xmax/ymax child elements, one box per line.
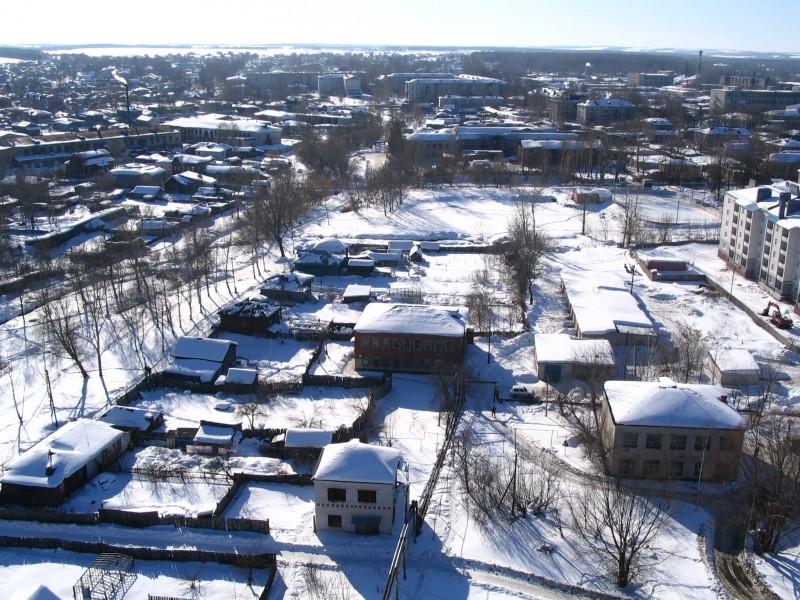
<box><xmin>361</xmin><ymin>357</ymin><xmax>369</xmax><ymax>367</ymax></box>
<box><xmin>694</xmin><ymin>436</ymin><xmax>710</xmax><ymax>451</ymax></box>
<box><xmin>362</xmin><ymin>337</ymin><xmax>370</xmax><ymax>348</ymax></box>
<box><xmin>622</xmin><ymin>433</ymin><xmax>638</xmax><ymax>448</ymax></box>
<box><xmin>413</xmin><ymin>339</ymin><xmax>421</xmax><ymax>350</ymax></box>
<box><xmin>445</xmin><ymin>340</ymin><xmax>453</xmax><ymax>352</ymax></box>
<box><xmin>372</xmin><ymin>356</ymin><xmax>380</xmax><ymax>367</ymax></box>
<box><xmin>327</xmin><ymin>488</ymin><xmax>346</xmax><ymax>502</ymax></box>
<box><xmin>693</xmin><ymin>462</ymin><xmax>704</xmax><ymax>478</ymax></box>
<box><xmin>392</xmin><ymin>338</ymin><xmax>401</xmax><ymax>349</ymax></box>
<box><xmin>383</xmin><ymin>357</ymin><xmax>391</xmax><ymax>368</ymax></box>
<box><xmin>383</xmin><ymin>337</ymin><xmax>390</xmax><ymax>349</ymax></box>
<box><xmin>403</xmin><ymin>339</ymin><xmax>411</xmax><ymax>350</ymax></box>
<box><xmin>668</xmin><ymin>461</ymin><xmax>684</xmax><ymax>478</ymax></box>
<box><xmin>424</xmin><ymin>339</ymin><xmax>432</xmax><ymax>351</ymax></box>
<box><xmin>646</xmin><ymin>434</ymin><xmax>662</xmax><ymax>450</ymax></box>
<box><xmin>327</xmin><ymin>514</ymin><xmax>342</xmax><ymax>528</ymax></box>
<box><xmin>434</xmin><ymin>340</ymin><xmax>442</xmax><ymax>352</ymax></box>
<box><xmin>719</xmin><ymin>437</ymin><xmax>736</xmax><ymax>451</ymax></box>
<box><xmin>618</xmin><ymin>459</ymin><xmax>636</xmax><ymax>476</ymax></box>
<box><xmin>357</xmin><ymin>489</ymin><xmax>377</xmax><ymax>503</ymax></box>
<box><xmin>642</xmin><ymin>460</ymin><xmax>660</xmax><ymax>477</ymax></box>
<box><xmin>670</xmin><ymin>435</ymin><xmax>686</xmax><ymax>450</ymax></box>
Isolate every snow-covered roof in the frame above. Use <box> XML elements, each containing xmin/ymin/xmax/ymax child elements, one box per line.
<box><xmin>310</xmin><ymin>237</ymin><xmax>349</xmax><ymax>254</ymax></box>
<box><xmin>97</xmin><ymin>405</ymin><xmax>162</xmax><ymax>432</ymax></box>
<box><xmin>164</xmin><ymin>359</ymin><xmax>223</xmax><ymax>383</ymax></box>
<box><xmin>193</xmin><ymin>422</ymin><xmax>239</xmax><ymax>446</ymax></box>
<box><xmin>1</xmin><ymin>420</ymin><xmax>124</xmax><ymax>488</ymax></box>
<box><xmin>10</xmin><ymin>585</ymin><xmax>61</xmax><ymax>600</ymax></box>
<box><xmin>604</xmin><ymin>380</ymin><xmax>744</xmax><ymax>429</ymax></box>
<box><xmin>354</xmin><ymin>303</ymin><xmax>468</xmax><ymax>337</ymax></box>
<box><xmin>534</xmin><ymin>334</ymin><xmax>615</xmax><ymax>365</ymax></box>
<box><xmin>172</xmin><ymin>337</ymin><xmax>237</xmax><ymax>362</ymax></box>
<box><xmin>313</xmin><ymin>439</ymin><xmax>401</xmax><ymax>484</ymax></box>
<box><xmin>165</xmin><ymin>114</ymin><xmax>281</xmax><ymax>134</ymax></box>
<box><xmin>711</xmin><ymin>348</ymin><xmax>760</xmax><ymax>374</ymax></box>
<box><xmin>285</xmin><ymin>428</ymin><xmax>333</xmax><ymax>448</ymax></box>
<box><xmin>343</xmin><ymin>284</ymin><xmax>372</xmax><ymax>299</ymax></box>
<box><xmin>216</xmin><ymin>367</ymin><xmax>258</xmax><ymax>385</ymax></box>
<box><xmin>561</xmin><ymin>270</ymin><xmax>654</xmax><ymax>336</ymax></box>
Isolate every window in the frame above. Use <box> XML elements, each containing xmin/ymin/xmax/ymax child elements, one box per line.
<box><xmin>645</xmin><ymin>434</ymin><xmax>662</xmax><ymax>450</ymax></box>
<box><xmin>668</xmin><ymin>461</ymin><xmax>684</xmax><ymax>478</ymax></box>
<box><xmin>362</xmin><ymin>337</ymin><xmax>371</xmax><ymax>348</ymax></box>
<box><xmin>383</xmin><ymin>337</ymin><xmax>390</xmax><ymax>349</ymax></box>
<box><xmin>413</xmin><ymin>339</ymin><xmax>421</xmax><ymax>351</ymax></box>
<box><xmin>403</xmin><ymin>339</ymin><xmax>411</xmax><ymax>350</ymax></box>
<box><xmin>694</xmin><ymin>436</ymin><xmax>710</xmax><ymax>451</ymax></box>
<box><xmin>434</xmin><ymin>340</ymin><xmax>442</xmax><ymax>352</ymax></box>
<box><xmin>393</xmin><ymin>338</ymin><xmax>401</xmax><ymax>349</ymax></box>
<box><xmin>361</xmin><ymin>357</ymin><xmax>369</xmax><ymax>367</ymax></box>
<box><xmin>670</xmin><ymin>435</ymin><xmax>687</xmax><ymax>450</ymax></box>
<box><xmin>719</xmin><ymin>436</ymin><xmax>736</xmax><ymax>451</ymax></box>
<box><xmin>383</xmin><ymin>357</ymin><xmax>391</xmax><ymax>368</ymax></box>
<box><xmin>357</xmin><ymin>489</ymin><xmax>377</xmax><ymax>503</ymax></box>
<box><xmin>642</xmin><ymin>460</ymin><xmax>660</xmax><ymax>477</ymax></box>
<box><xmin>327</xmin><ymin>488</ymin><xmax>346</xmax><ymax>502</ymax></box>
<box><xmin>621</xmin><ymin>433</ymin><xmax>638</xmax><ymax>448</ymax></box>
<box><xmin>372</xmin><ymin>357</ymin><xmax>380</xmax><ymax>367</ymax></box>
<box><xmin>693</xmin><ymin>462</ymin><xmax>704</xmax><ymax>478</ymax></box>
<box><xmin>424</xmin><ymin>339</ymin><xmax>432</xmax><ymax>351</ymax></box>
<box><xmin>618</xmin><ymin>460</ymin><xmax>636</xmax><ymax>476</ymax></box>
<box><xmin>327</xmin><ymin>514</ymin><xmax>342</xmax><ymax>528</ymax></box>
<box><xmin>445</xmin><ymin>340</ymin><xmax>453</xmax><ymax>352</ymax></box>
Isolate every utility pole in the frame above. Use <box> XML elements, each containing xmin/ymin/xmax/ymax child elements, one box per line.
<box><xmin>44</xmin><ymin>365</ymin><xmax>58</xmax><ymax>428</ymax></box>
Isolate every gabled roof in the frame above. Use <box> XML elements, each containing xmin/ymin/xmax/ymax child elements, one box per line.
<box><xmin>171</xmin><ymin>337</ymin><xmax>237</xmax><ymax>362</ymax></box>
<box><xmin>285</xmin><ymin>428</ymin><xmax>333</xmax><ymax>448</ymax></box>
<box><xmin>313</xmin><ymin>440</ymin><xmax>401</xmax><ymax>484</ymax></box>
<box><xmin>604</xmin><ymin>379</ymin><xmax>744</xmax><ymax>429</ymax></box>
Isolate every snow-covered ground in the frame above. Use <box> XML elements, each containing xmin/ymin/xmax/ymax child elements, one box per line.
<box><xmin>1</xmin><ymin>184</ymin><xmax>798</xmax><ymax>597</ymax></box>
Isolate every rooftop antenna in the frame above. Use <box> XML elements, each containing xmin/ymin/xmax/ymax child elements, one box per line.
<box><xmin>697</xmin><ymin>50</ymin><xmax>703</xmax><ymax>77</ymax></box>
<box><xmin>112</xmin><ymin>69</ymin><xmax>132</xmax><ymax>128</ymax></box>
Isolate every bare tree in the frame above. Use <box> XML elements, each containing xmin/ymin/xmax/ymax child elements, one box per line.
<box><xmin>236</xmin><ymin>391</ymin><xmax>271</xmax><ymax>430</ymax></box>
<box><xmin>670</xmin><ymin>321</ymin><xmax>708</xmax><ymax>383</ymax></box>
<box><xmin>743</xmin><ymin>416</ymin><xmax>800</xmax><ymax>554</ymax></box>
<box><xmin>568</xmin><ymin>478</ymin><xmax>670</xmax><ymax>587</ymax></box>
<box><xmin>505</xmin><ymin>198</ymin><xmax>554</xmax><ymax>316</ymax></box>
<box><xmin>39</xmin><ymin>293</ymin><xmax>89</xmax><ymax>379</ymax></box>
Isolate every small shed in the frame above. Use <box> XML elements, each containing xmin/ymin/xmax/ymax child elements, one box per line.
<box><xmin>214</xmin><ymin>367</ymin><xmax>258</xmax><ymax>393</ymax></box>
<box><xmin>190</xmin><ymin>421</ymin><xmax>242</xmax><ymax>455</ymax></box>
<box><xmin>572</xmin><ymin>187</ymin><xmax>612</xmax><ymax>204</ymax></box>
<box><xmin>283</xmin><ymin>428</ymin><xmax>333</xmax><ymax>462</ymax></box>
<box><xmin>709</xmin><ymin>348</ymin><xmax>760</xmax><ymax>386</ymax></box>
<box><xmin>294</xmin><ymin>251</ymin><xmax>345</xmax><ymax>277</ymax></box>
<box><xmin>343</xmin><ymin>284</ymin><xmax>373</xmax><ymax>304</ymax></box>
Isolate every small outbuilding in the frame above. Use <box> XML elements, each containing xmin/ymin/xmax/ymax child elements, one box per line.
<box><xmin>260</xmin><ymin>272</ymin><xmax>314</xmax><ymax>303</ymax></box>
<box><xmin>534</xmin><ymin>333</ymin><xmax>615</xmax><ymax>383</ymax></box>
<box><xmin>97</xmin><ymin>405</ymin><xmax>164</xmax><ymax>433</ymax></box>
<box><xmin>709</xmin><ymin>348</ymin><xmax>760</xmax><ymax>387</ymax></box>
<box><xmin>218</xmin><ymin>297</ymin><xmax>281</xmax><ymax>335</ymax></box>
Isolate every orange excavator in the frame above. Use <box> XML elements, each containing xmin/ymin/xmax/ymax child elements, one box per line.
<box><xmin>761</xmin><ymin>301</ymin><xmax>794</xmax><ymax>329</ymax></box>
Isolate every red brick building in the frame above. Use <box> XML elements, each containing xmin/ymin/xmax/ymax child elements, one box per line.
<box><xmin>354</xmin><ymin>304</ymin><xmax>469</xmax><ymax>373</ymax></box>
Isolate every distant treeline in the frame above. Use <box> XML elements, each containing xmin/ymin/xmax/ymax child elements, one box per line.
<box><xmin>0</xmin><ymin>47</ymin><xmax>46</xmax><ymax>61</ymax></box>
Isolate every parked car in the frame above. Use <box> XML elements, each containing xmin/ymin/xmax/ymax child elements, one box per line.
<box><xmin>509</xmin><ymin>384</ymin><xmax>536</xmax><ymax>401</ymax></box>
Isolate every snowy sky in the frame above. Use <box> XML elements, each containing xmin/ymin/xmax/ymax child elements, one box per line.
<box><xmin>4</xmin><ymin>0</ymin><xmax>799</xmax><ymax>54</ymax></box>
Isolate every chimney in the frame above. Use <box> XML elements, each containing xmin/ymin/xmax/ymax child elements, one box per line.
<box><xmin>756</xmin><ymin>187</ymin><xmax>771</xmax><ymax>201</ymax></box>
<box><xmin>779</xmin><ymin>192</ymin><xmax>790</xmax><ymax>220</ymax></box>
<box><xmin>719</xmin><ymin>394</ymin><xmax>728</xmax><ymax>404</ymax></box>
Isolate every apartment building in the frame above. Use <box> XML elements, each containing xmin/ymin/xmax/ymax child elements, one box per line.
<box><xmin>710</xmin><ymin>86</ymin><xmax>800</xmax><ymax>112</ymax></box>
<box><xmin>405</xmin><ymin>75</ymin><xmax>506</xmax><ymax>103</ymax></box>
<box><xmin>718</xmin><ymin>180</ymin><xmax>800</xmax><ymax>301</ymax></box>
<box><xmin>576</xmin><ymin>98</ymin><xmax>635</xmax><ymax>126</ymax></box>
<box><xmin>627</xmin><ymin>72</ymin><xmax>674</xmax><ymax>88</ymax></box>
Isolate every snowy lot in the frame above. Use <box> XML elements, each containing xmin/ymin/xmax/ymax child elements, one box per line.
<box><xmin>2</xmin><ymin>184</ymin><xmax>800</xmax><ymax>597</ymax></box>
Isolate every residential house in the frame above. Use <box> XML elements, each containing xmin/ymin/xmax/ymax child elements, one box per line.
<box><xmin>190</xmin><ymin>420</ymin><xmax>242</xmax><ymax>455</ymax></box>
<box><xmin>576</xmin><ymin>99</ymin><xmax>635</xmax><ymax>126</ymax></box>
<box><xmin>97</xmin><ymin>405</ymin><xmax>164</xmax><ymax>434</ymax></box>
<box><xmin>599</xmin><ymin>379</ymin><xmax>745</xmax><ymax>481</ymax></box>
<box><xmin>162</xmin><ymin>336</ymin><xmax>238</xmax><ymax>385</ymax></box>
<box><xmin>0</xmin><ymin>419</ymin><xmax>128</xmax><ymax>506</ymax></box>
<box><xmin>533</xmin><ymin>333</ymin><xmax>615</xmax><ymax>383</ymax></box>
<box><xmin>572</xmin><ymin>187</ymin><xmax>612</xmax><ymax>204</ymax></box>
<box><xmin>64</xmin><ymin>149</ymin><xmax>113</xmax><ymax>178</ymax></box>
<box><xmin>108</xmin><ymin>165</ymin><xmax>167</xmax><ymax>187</ymax></box>
<box><xmin>218</xmin><ymin>297</ymin><xmax>281</xmax><ymax>336</ymax></box>
<box><xmin>354</xmin><ymin>303</ymin><xmax>469</xmax><ymax>373</ymax></box>
<box><xmin>260</xmin><ymin>272</ymin><xmax>314</xmax><ymax>303</ymax></box>
<box><xmin>313</xmin><ymin>440</ymin><xmax>404</xmax><ymax>534</ymax></box>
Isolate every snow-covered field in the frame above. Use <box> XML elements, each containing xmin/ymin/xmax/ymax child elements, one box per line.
<box><xmin>2</xmin><ymin>184</ymin><xmax>799</xmax><ymax>597</ymax></box>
